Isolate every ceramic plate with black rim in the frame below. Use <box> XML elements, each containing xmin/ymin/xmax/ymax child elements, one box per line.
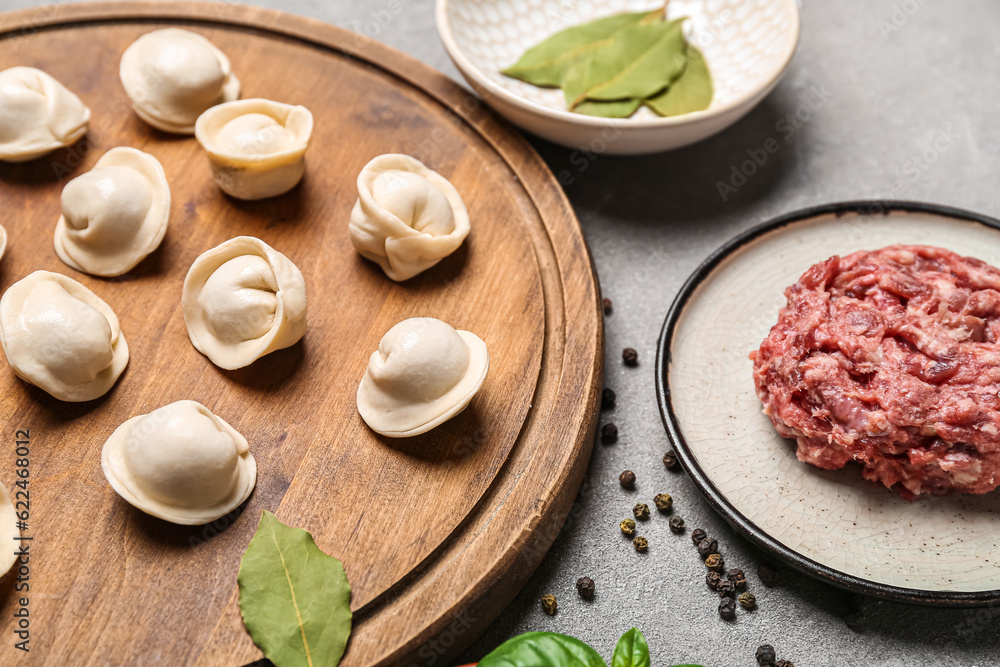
<box><xmin>656</xmin><ymin>201</ymin><xmax>1000</xmax><ymax>607</ymax></box>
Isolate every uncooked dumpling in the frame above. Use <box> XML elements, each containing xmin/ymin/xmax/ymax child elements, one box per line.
<box><xmin>0</xmin><ymin>67</ymin><xmax>90</xmax><ymax>162</ymax></box>
<box><xmin>183</xmin><ymin>236</ymin><xmax>307</xmax><ymax>369</ymax></box>
<box><xmin>349</xmin><ymin>154</ymin><xmax>470</xmax><ymax>281</ymax></box>
<box><xmin>101</xmin><ymin>400</ymin><xmax>257</xmax><ymax>525</ymax></box>
<box><xmin>54</xmin><ymin>147</ymin><xmax>170</xmax><ymax>277</ymax></box>
<box><xmin>0</xmin><ymin>271</ymin><xmax>128</xmax><ymax>401</ymax></box>
<box><xmin>119</xmin><ymin>28</ymin><xmax>240</xmax><ymax>134</ymax></box>
<box><xmin>357</xmin><ymin>317</ymin><xmax>488</xmax><ymax>437</ymax></box>
<box><xmin>195</xmin><ymin>98</ymin><xmax>313</xmax><ymax>200</ymax></box>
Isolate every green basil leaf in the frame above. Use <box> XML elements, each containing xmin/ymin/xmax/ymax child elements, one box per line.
<box><xmin>566</xmin><ymin>19</ymin><xmax>687</xmax><ymax>108</ymax></box>
<box><xmin>478</xmin><ymin>631</ymin><xmax>607</xmax><ymax>667</ymax></box>
<box><xmin>612</xmin><ymin>628</ymin><xmax>650</xmax><ymax>667</ymax></box>
<box><xmin>645</xmin><ymin>45</ymin><xmax>713</xmax><ymax>116</ymax></box>
<box><xmin>238</xmin><ymin>511</ymin><xmax>352</xmax><ymax>667</ymax></box>
<box><xmin>501</xmin><ymin>10</ymin><xmax>661</xmax><ymax>87</ymax></box>
<box><xmin>574</xmin><ymin>97</ymin><xmax>642</xmax><ymax>118</ymax></box>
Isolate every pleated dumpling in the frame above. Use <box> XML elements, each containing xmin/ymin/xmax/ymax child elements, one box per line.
<box><xmin>0</xmin><ymin>271</ymin><xmax>128</xmax><ymax>401</ymax></box>
<box><xmin>357</xmin><ymin>317</ymin><xmax>488</xmax><ymax>437</ymax></box>
<box><xmin>119</xmin><ymin>28</ymin><xmax>240</xmax><ymax>134</ymax></box>
<box><xmin>349</xmin><ymin>154</ymin><xmax>470</xmax><ymax>281</ymax></box>
<box><xmin>101</xmin><ymin>400</ymin><xmax>257</xmax><ymax>525</ymax></box>
<box><xmin>182</xmin><ymin>236</ymin><xmax>307</xmax><ymax>370</ymax></box>
<box><xmin>0</xmin><ymin>67</ymin><xmax>90</xmax><ymax>162</ymax></box>
<box><xmin>55</xmin><ymin>147</ymin><xmax>170</xmax><ymax>277</ymax></box>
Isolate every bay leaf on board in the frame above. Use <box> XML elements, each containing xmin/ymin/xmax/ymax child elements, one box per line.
<box><xmin>238</xmin><ymin>511</ymin><xmax>352</xmax><ymax>667</ymax></box>
<box><xmin>501</xmin><ymin>9</ymin><xmax>662</xmax><ymax>87</ymax></box>
<box><xmin>645</xmin><ymin>45</ymin><xmax>713</xmax><ymax>116</ymax></box>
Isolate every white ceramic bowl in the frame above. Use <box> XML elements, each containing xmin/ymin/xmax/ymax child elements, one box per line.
<box><xmin>436</xmin><ymin>0</ymin><xmax>801</xmax><ymax>154</ymax></box>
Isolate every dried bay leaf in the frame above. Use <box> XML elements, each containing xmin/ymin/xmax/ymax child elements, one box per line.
<box><xmin>566</xmin><ymin>19</ymin><xmax>687</xmax><ymax>108</ymax></box>
<box><xmin>238</xmin><ymin>511</ymin><xmax>352</xmax><ymax>667</ymax></box>
<box><xmin>645</xmin><ymin>45</ymin><xmax>713</xmax><ymax>116</ymax></box>
<box><xmin>501</xmin><ymin>10</ymin><xmax>661</xmax><ymax>87</ymax></box>
<box><xmin>575</xmin><ymin>98</ymin><xmax>643</xmax><ymax>118</ymax></box>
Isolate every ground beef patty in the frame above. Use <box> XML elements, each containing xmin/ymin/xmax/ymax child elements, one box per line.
<box><xmin>751</xmin><ymin>244</ymin><xmax>1000</xmax><ymax>500</ymax></box>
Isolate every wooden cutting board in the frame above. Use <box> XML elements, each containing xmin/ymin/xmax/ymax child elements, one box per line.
<box><xmin>0</xmin><ymin>3</ymin><xmax>603</xmax><ymax>665</ymax></box>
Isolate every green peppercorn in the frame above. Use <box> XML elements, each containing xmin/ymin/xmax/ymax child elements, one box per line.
<box><xmin>774</xmin><ymin>661</ymin><xmax>793</xmax><ymax>667</ymax></box>
<box><xmin>541</xmin><ymin>594</ymin><xmax>557</xmax><ymax>616</ymax></box>
<box><xmin>739</xmin><ymin>591</ymin><xmax>757</xmax><ymax>609</ymax></box>
<box><xmin>633</xmin><ymin>536</ymin><xmax>648</xmax><ymax>552</ymax></box>
<box><xmin>719</xmin><ymin>596</ymin><xmax>736</xmax><ymax>620</ymax></box>
<box><xmin>705</xmin><ymin>553</ymin><xmax>725</xmax><ymax>572</ymax></box>
<box><xmin>620</xmin><ymin>518</ymin><xmax>636</xmax><ymax>536</ymax></box>
<box><xmin>633</xmin><ymin>503</ymin><xmax>650</xmax><ymax>520</ymax></box>
<box><xmin>706</xmin><ymin>571</ymin><xmax>722</xmax><ymax>591</ymax></box>
<box><xmin>653</xmin><ymin>493</ymin><xmax>672</xmax><ymax>512</ymax></box>
<box><xmin>668</xmin><ymin>516</ymin><xmax>685</xmax><ymax>533</ymax></box>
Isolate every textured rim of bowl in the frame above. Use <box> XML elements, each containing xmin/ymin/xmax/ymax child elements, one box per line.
<box><xmin>655</xmin><ymin>199</ymin><xmax>1000</xmax><ymax>607</ymax></box>
<box><xmin>436</xmin><ymin>0</ymin><xmax>801</xmax><ymax>129</ymax></box>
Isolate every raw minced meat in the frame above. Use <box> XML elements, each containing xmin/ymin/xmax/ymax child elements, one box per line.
<box><xmin>750</xmin><ymin>244</ymin><xmax>1000</xmax><ymax>500</ymax></box>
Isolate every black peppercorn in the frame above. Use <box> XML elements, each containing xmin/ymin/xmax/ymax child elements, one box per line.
<box><xmin>633</xmin><ymin>503</ymin><xmax>650</xmax><ymax>520</ymax></box>
<box><xmin>602</xmin><ymin>297</ymin><xmax>612</xmax><ymax>315</ymax></box>
<box><xmin>706</xmin><ymin>570</ymin><xmax>722</xmax><ymax>591</ymax></box>
<box><xmin>718</xmin><ymin>596</ymin><xmax>736</xmax><ymax>620</ymax></box>
<box><xmin>601</xmin><ymin>423</ymin><xmax>618</xmax><ymax>444</ymax></box>
<box><xmin>739</xmin><ymin>591</ymin><xmax>756</xmax><ymax>609</ymax></box>
<box><xmin>619</xmin><ymin>518</ymin><xmax>636</xmax><ymax>536</ymax></box>
<box><xmin>622</xmin><ymin>347</ymin><xmax>639</xmax><ymax>366</ymax></box>
<box><xmin>691</xmin><ymin>528</ymin><xmax>707</xmax><ymax>545</ymax></box>
<box><xmin>662</xmin><ymin>450</ymin><xmax>680</xmax><ymax>470</ymax></box>
<box><xmin>619</xmin><ymin>470</ymin><xmax>636</xmax><ymax>489</ymax></box>
<box><xmin>541</xmin><ymin>594</ymin><xmax>557</xmax><ymax>616</ymax></box>
<box><xmin>633</xmin><ymin>536</ymin><xmax>648</xmax><ymax>552</ymax></box>
<box><xmin>668</xmin><ymin>516</ymin><xmax>685</xmax><ymax>533</ymax></box>
<box><xmin>601</xmin><ymin>387</ymin><xmax>616</xmax><ymax>410</ymax></box>
<box><xmin>758</xmin><ymin>562</ymin><xmax>780</xmax><ymax>587</ymax></box>
<box><xmin>717</xmin><ymin>579</ymin><xmax>736</xmax><ymax>598</ymax></box>
<box><xmin>653</xmin><ymin>493</ymin><xmax>672</xmax><ymax>512</ymax></box>
<box><xmin>696</xmin><ymin>537</ymin><xmax>718</xmax><ymax>559</ymax></box>
<box><xmin>705</xmin><ymin>553</ymin><xmax>725</xmax><ymax>572</ymax></box>
<box><xmin>727</xmin><ymin>568</ymin><xmax>747</xmax><ymax>589</ymax></box>
<box><xmin>576</xmin><ymin>576</ymin><xmax>595</xmax><ymax>601</ymax></box>
<box><xmin>755</xmin><ymin>645</ymin><xmax>776</xmax><ymax>665</ymax></box>
<box><xmin>774</xmin><ymin>661</ymin><xmax>793</xmax><ymax>667</ymax></box>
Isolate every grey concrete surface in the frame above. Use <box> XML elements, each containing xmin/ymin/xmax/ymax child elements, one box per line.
<box><xmin>4</xmin><ymin>0</ymin><xmax>999</xmax><ymax>665</ymax></box>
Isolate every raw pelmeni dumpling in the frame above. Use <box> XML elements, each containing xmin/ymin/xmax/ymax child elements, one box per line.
<box><xmin>54</xmin><ymin>147</ymin><xmax>170</xmax><ymax>277</ymax></box>
<box><xmin>101</xmin><ymin>400</ymin><xmax>257</xmax><ymax>525</ymax></box>
<box><xmin>119</xmin><ymin>28</ymin><xmax>240</xmax><ymax>134</ymax></box>
<box><xmin>0</xmin><ymin>271</ymin><xmax>128</xmax><ymax>401</ymax></box>
<box><xmin>195</xmin><ymin>98</ymin><xmax>313</xmax><ymax>200</ymax></box>
<box><xmin>0</xmin><ymin>67</ymin><xmax>90</xmax><ymax>162</ymax></box>
<box><xmin>349</xmin><ymin>154</ymin><xmax>470</xmax><ymax>281</ymax></box>
<box><xmin>357</xmin><ymin>317</ymin><xmax>488</xmax><ymax>437</ymax></box>
<box><xmin>183</xmin><ymin>236</ymin><xmax>307</xmax><ymax>369</ymax></box>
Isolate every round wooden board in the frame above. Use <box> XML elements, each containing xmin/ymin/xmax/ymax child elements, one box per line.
<box><xmin>0</xmin><ymin>3</ymin><xmax>603</xmax><ymax>665</ymax></box>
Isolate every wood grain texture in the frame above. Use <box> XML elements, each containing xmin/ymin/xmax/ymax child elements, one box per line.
<box><xmin>0</xmin><ymin>3</ymin><xmax>603</xmax><ymax>665</ymax></box>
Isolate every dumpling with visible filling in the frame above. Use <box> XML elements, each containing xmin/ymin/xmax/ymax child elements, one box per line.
<box><xmin>182</xmin><ymin>236</ymin><xmax>307</xmax><ymax>369</ymax></box>
<box><xmin>119</xmin><ymin>28</ymin><xmax>240</xmax><ymax>134</ymax></box>
<box><xmin>0</xmin><ymin>271</ymin><xmax>128</xmax><ymax>401</ymax></box>
<box><xmin>101</xmin><ymin>400</ymin><xmax>257</xmax><ymax>525</ymax></box>
<box><xmin>357</xmin><ymin>317</ymin><xmax>488</xmax><ymax>437</ymax></box>
<box><xmin>54</xmin><ymin>147</ymin><xmax>170</xmax><ymax>277</ymax></box>
<box><xmin>0</xmin><ymin>67</ymin><xmax>90</xmax><ymax>162</ymax></box>
<box><xmin>349</xmin><ymin>154</ymin><xmax>470</xmax><ymax>281</ymax></box>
